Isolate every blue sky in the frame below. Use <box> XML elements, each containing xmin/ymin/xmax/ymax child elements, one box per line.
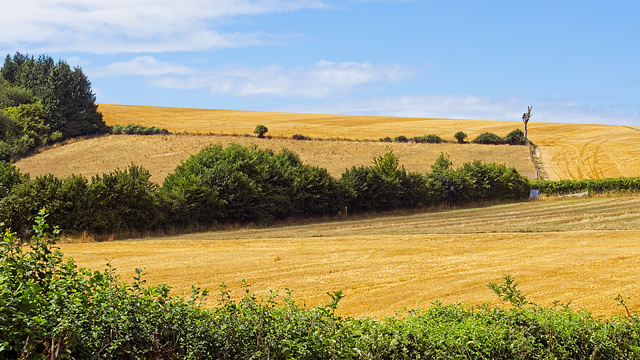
<box><xmin>2</xmin><ymin>0</ymin><xmax>639</xmax><ymax>125</ymax></box>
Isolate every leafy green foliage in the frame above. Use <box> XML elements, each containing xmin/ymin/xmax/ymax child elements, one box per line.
<box><xmin>472</xmin><ymin>129</ymin><xmax>528</xmax><ymax>145</ymax></box>
<box><xmin>3</xmin><ymin>218</ymin><xmax>640</xmax><ymax>359</ymax></box>
<box><xmin>393</xmin><ymin>135</ymin><xmax>408</xmax><ymax>143</ymax></box>
<box><xmin>487</xmin><ymin>275</ymin><xmax>528</xmax><ymax>307</ymax></box>
<box><xmin>161</xmin><ymin>144</ymin><xmax>343</xmax><ymax>226</ymax></box>
<box><xmin>108</xmin><ymin>124</ymin><xmax>170</xmax><ymax>135</ymax></box>
<box><xmin>253</xmin><ymin>124</ymin><xmax>268</xmax><ymax>138</ymax></box>
<box><xmin>0</xmin><ymin>161</ymin><xmax>28</xmax><ymax>199</ymax></box>
<box><xmin>292</xmin><ymin>134</ymin><xmax>311</xmax><ymax>140</ymax></box>
<box><xmin>412</xmin><ymin>134</ymin><xmax>445</xmax><ymax>143</ymax></box>
<box><xmin>504</xmin><ymin>128</ymin><xmax>527</xmax><ymax>145</ymax></box>
<box><xmin>531</xmin><ymin>177</ymin><xmax>640</xmax><ymax>196</ymax></box>
<box><xmin>454</xmin><ymin>130</ymin><xmax>468</xmax><ymax>143</ymax></box>
<box><xmin>0</xmin><ymin>53</ymin><xmax>105</xmax><ymax>161</ymax></box>
<box><xmin>472</xmin><ymin>132</ymin><xmax>505</xmax><ymax>144</ymax></box>
<box><xmin>0</xmin><ymin>165</ymin><xmax>161</xmax><ymax>235</ymax></box>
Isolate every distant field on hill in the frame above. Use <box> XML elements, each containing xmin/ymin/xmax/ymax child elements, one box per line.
<box><xmin>59</xmin><ymin>195</ymin><xmax>640</xmax><ymax>319</ymax></box>
<box><xmin>16</xmin><ymin>134</ymin><xmax>535</xmax><ymax>184</ymax></box>
<box><xmin>97</xmin><ymin>104</ymin><xmax>640</xmax><ymax>181</ymax></box>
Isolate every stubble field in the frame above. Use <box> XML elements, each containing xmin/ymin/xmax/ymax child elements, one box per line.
<box><xmin>59</xmin><ymin>195</ymin><xmax>640</xmax><ymax>319</ymax></box>
<box><xmin>16</xmin><ymin>104</ymin><xmax>640</xmax><ymax>319</ymax></box>
<box><xmin>96</xmin><ymin>103</ymin><xmax>640</xmax><ymax>181</ymax></box>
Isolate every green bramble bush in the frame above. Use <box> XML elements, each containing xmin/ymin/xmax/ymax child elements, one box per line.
<box><xmin>3</xmin><ymin>213</ymin><xmax>640</xmax><ymax>359</ymax></box>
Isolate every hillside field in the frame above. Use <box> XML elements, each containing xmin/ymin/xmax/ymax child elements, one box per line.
<box><xmin>96</xmin><ymin>103</ymin><xmax>640</xmax><ymax>181</ymax></box>
<box><xmin>13</xmin><ymin>104</ymin><xmax>640</xmax><ymax>320</ymax></box>
<box><xmin>16</xmin><ymin>104</ymin><xmax>640</xmax><ymax>182</ymax></box>
<box><xmin>59</xmin><ymin>195</ymin><xmax>640</xmax><ymax>319</ymax></box>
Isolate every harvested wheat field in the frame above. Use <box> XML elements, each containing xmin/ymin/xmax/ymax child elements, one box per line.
<box><xmin>59</xmin><ymin>195</ymin><xmax>640</xmax><ymax>319</ymax></box>
<box><xmin>16</xmin><ymin>134</ymin><xmax>536</xmax><ymax>183</ymax></box>
<box><xmin>97</xmin><ymin>104</ymin><xmax>640</xmax><ymax>180</ymax></box>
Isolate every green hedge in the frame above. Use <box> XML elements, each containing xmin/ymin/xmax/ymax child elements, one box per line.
<box><xmin>0</xmin><ymin>146</ymin><xmax>532</xmax><ymax>235</ymax></box>
<box><xmin>531</xmin><ymin>177</ymin><xmax>640</xmax><ymax>195</ymax></box>
<box><xmin>2</xmin><ymin>217</ymin><xmax>640</xmax><ymax>359</ymax></box>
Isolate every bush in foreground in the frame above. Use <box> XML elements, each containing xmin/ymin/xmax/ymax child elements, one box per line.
<box><xmin>3</xmin><ymin>213</ymin><xmax>640</xmax><ymax>359</ymax></box>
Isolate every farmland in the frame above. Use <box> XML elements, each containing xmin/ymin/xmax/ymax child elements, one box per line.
<box><xmin>13</xmin><ymin>104</ymin><xmax>640</xmax><ymax>319</ymax></box>
<box><xmin>59</xmin><ymin>195</ymin><xmax>640</xmax><ymax>319</ymax></box>
<box><xmin>95</xmin><ymin>103</ymin><xmax>640</xmax><ymax>180</ymax></box>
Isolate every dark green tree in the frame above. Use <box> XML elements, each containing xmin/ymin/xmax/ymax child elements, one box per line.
<box><xmin>253</xmin><ymin>124</ymin><xmax>268</xmax><ymax>138</ymax></box>
<box><xmin>454</xmin><ymin>131</ymin><xmax>467</xmax><ymax>143</ymax></box>
<box><xmin>1</xmin><ymin>53</ymin><xmax>105</xmax><ymax>139</ymax></box>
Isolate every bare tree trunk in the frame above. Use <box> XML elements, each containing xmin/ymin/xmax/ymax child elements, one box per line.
<box><xmin>522</xmin><ymin>106</ymin><xmax>532</xmax><ymax>140</ymax></box>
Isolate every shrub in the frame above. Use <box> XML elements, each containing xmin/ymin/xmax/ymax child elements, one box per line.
<box><xmin>88</xmin><ymin>165</ymin><xmax>161</xmax><ymax>233</ymax></box>
<box><xmin>161</xmin><ymin>144</ymin><xmax>344</xmax><ymax>226</ymax></box>
<box><xmin>108</xmin><ymin>124</ymin><xmax>170</xmax><ymax>135</ymax></box>
<box><xmin>380</xmin><ymin>136</ymin><xmax>392</xmax><ymax>143</ymax></box>
<box><xmin>503</xmin><ymin>129</ymin><xmax>526</xmax><ymax>145</ymax></box>
<box><xmin>292</xmin><ymin>134</ymin><xmax>311</xmax><ymax>140</ymax></box>
<box><xmin>454</xmin><ymin>131</ymin><xmax>467</xmax><ymax>143</ymax></box>
<box><xmin>472</xmin><ymin>132</ymin><xmax>505</xmax><ymax>145</ymax></box>
<box><xmin>394</xmin><ymin>135</ymin><xmax>408</xmax><ymax>143</ymax></box>
<box><xmin>412</xmin><ymin>134</ymin><xmax>444</xmax><ymax>144</ymax></box>
<box><xmin>253</xmin><ymin>124</ymin><xmax>268</xmax><ymax>138</ymax></box>
<box><xmin>0</xmin><ymin>161</ymin><xmax>28</xmax><ymax>199</ymax></box>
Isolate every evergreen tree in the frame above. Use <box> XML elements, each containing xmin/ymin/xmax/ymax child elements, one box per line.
<box><xmin>1</xmin><ymin>53</ymin><xmax>105</xmax><ymax>139</ymax></box>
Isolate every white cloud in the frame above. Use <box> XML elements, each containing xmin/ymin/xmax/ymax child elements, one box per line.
<box><xmin>0</xmin><ymin>0</ymin><xmax>329</xmax><ymax>54</ymax></box>
<box><xmin>90</xmin><ymin>57</ymin><xmax>413</xmax><ymax>98</ymax></box>
<box><xmin>90</xmin><ymin>56</ymin><xmax>197</xmax><ymax>77</ymax></box>
<box><xmin>276</xmin><ymin>94</ymin><xmax>640</xmax><ymax>126</ymax></box>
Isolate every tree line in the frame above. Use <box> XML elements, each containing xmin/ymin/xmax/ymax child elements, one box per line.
<box><xmin>0</xmin><ymin>53</ymin><xmax>105</xmax><ymax>161</ymax></box>
<box><xmin>0</xmin><ymin>144</ymin><xmax>531</xmax><ymax>236</ymax></box>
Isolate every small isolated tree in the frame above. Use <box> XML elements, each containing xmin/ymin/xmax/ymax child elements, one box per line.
<box><xmin>254</xmin><ymin>125</ymin><xmax>268</xmax><ymax>138</ymax></box>
<box><xmin>454</xmin><ymin>131</ymin><xmax>467</xmax><ymax>143</ymax></box>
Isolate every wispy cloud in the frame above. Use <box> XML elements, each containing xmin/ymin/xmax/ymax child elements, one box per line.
<box><xmin>277</xmin><ymin>94</ymin><xmax>640</xmax><ymax>126</ymax></box>
<box><xmin>90</xmin><ymin>56</ymin><xmax>413</xmax><ymax>98</ymax></box>
<box><xmin>1</xmin><ymin>0</ymin><xmax>329</xmax><ymax>54</ymax></box>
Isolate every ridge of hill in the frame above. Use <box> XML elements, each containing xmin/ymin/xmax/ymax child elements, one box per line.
<box><xmin>96</xmin><ymin>104</ymin><xmax>640</xmax><ymax>181</ymax></box>
<box><xmin>14</xmin><ymin>103</ymin><xmax>640</xmax><ymax>183</ymax></box>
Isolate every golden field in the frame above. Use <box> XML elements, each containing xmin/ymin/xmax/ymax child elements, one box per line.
<box><xmin>59</xmin><ymin>195</ymin><xmax>640</xmax><ymax>319</ymax></box>
<box><xmin>16</xmin><ymin>134</ymin><xmax>536</xmax><ymax>183</ymax></box>
<box><xmin>96</xmin><ymin>103</ymin><xmax>640</xmax><ymax>181</ymax></box>
<box><xmin>13</xmin><ymin>104</ymin><xmax>640</xmax><ymax>319</ymax></box>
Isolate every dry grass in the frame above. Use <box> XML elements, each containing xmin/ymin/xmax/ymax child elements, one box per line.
<box><xmin>59</xmin><ymin>195</ymin><xmax>640</xmax><ymax>319</ymax></box>
<box><xmin>98</xmin><ymin>104</ymin><xmax>640</xmax><ymax>181</ymax></box>
<box><xmin>15</xmin><ymin>104</ymin><xmax>640</xmax><ymax>319</ymax></box>
<box><xmin>17</xmin><ymin>104</ymin><xmax>640</xmax><ymax>182</ymax></box>
<box><xmin>15</xmin><ymin>134</ymin><xmax>536</xmax><ymax>184</ymax></box>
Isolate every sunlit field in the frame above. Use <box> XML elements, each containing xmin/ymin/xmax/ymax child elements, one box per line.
<box><xmin>96</xmin><ymin>103</ymin><xmax>640</xmax><ymax>181</ymax></box>
<box><xmin>16</xmin><ymin>104</ymin><xmax>640</xmax><ymax>319</ymax></box>
<box><xmin>59</xmin><ymin>195</ymin><xmax>640</xmax><ymax>319</ymax></box>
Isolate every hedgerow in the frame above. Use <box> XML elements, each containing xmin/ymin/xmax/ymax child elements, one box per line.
<box><xmin>107</xmin><ymin>124</ymin><xmax>170</xmax><ymax>135</ymax></box>
<box><xmin>0</xmin><ymin>146</ymin><xmax>534</xmax><ymax>235</ymax></box>
<box><xmin>531</xmin><ymin>177</ymin><xmax>640</xmax><ymax>195</ymax></box>
<box><xmin>2</xmin><ymin>214</ymin><xmax>640</xmax><ymax>359</ymax></box>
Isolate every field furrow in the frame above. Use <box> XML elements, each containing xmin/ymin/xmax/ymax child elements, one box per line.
<box><xmin>59</xmin><ymin>195</ymin><xmax>640</xmax><ymax>318</ymax></box>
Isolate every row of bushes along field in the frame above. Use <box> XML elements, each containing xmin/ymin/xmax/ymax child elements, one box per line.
<box><xmin>4</xmin><ymin>142</ymin><xmax>640</xmax><ymax>237</ymax></box>
<box><xmin>0</xmin><ymin>144</ymin><xmax>531</xmax><ymax>236</ymax></box>
<box><xmin>531</xmin><ymin>177</ymin><xmax>640</xmax><ymax>195</ymax></box>
<box><xmin>378</xmin><ymin>129</ymin><xmax>527</xmax><ymax>145</ymax></box>
<box><xmin>2</xmin><ymin>215</ymin><xmax>640</xmax><ymax>359</ymax></box>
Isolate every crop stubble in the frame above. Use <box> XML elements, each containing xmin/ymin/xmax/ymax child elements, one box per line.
<box><xmin>59</xmin><ymin>196</ymin><xmax>640</xmax><ymax>319</ymax></box>
<box><xmin>21</xmin><ymin>104</ymin><xmax>640</xmax><ymax>318</ymax></box>
<box><xmin>96</xmin><ymin>103</ymin><xmax>640</xmax><ymax>181</ymax></box>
